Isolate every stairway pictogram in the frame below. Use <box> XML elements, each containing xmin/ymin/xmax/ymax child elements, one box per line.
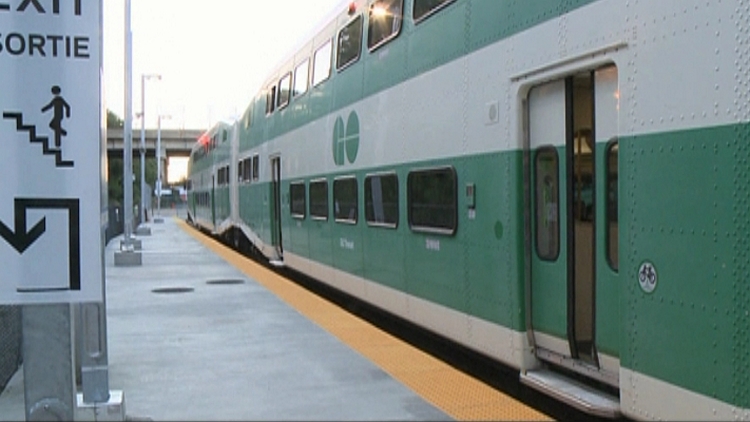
<box><xmin>2</xmin><ymin>112</ymin><xmax>74</xmax><ymax>168</ymax></box>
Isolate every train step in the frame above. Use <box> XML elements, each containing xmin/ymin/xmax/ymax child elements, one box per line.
<box><xmin>520</xmin><ymin>368</ymin><xmax>620</xmax><ymax>418</ymax></box>
<box><xmin>268</xmin><ymin>259</ymin><xmax>284</xmax><ymax>268</ymax></box>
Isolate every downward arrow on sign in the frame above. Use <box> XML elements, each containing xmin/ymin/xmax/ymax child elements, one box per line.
<box><xmin>0</xmin><ymin>201</ymin><xmax>47</xmax><ymax>254</ymax></box>
<box><xmin>0</xmin><ymin>198</ymin><xmax>80</xmax><ymax>292</ymax></box>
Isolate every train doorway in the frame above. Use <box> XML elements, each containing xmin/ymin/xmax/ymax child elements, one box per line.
<box><xmin>211</xmin><ymin>174</ymin><xmax>216</xmax><ymax>228</ymax></box>
<box><xmin>270</xmin><ymin>156</ymin><xmax>283</xmax><ymax>258</ymax></box>
<box><xmin>526</xmin><ymin>65</ymin><xmax>620</xmax><ymax>379</ymax></box>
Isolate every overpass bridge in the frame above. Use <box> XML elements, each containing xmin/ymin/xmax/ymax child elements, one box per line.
<box><xmin>107</xmin><ymin>127</ymin><xmax>203</xmax><ymax>183</ymax></box>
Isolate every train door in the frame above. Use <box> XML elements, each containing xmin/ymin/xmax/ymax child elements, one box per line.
<box><xmin>211</xmin><ymin>173</ymin><xmax>216</xmax><ymax>228</ymax></box>
<box><xmin>270</xmin><ymin>156</ymin><xmax>283</xmax><ymax>258</ymax></box>
<box><xmin>527</xmin><ymin>66</ymin><xmax>620</xmax><ymax>381</ymax></box>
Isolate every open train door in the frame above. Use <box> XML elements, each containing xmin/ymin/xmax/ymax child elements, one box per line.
<box><xmin>523</xmin><ymin>66</ymin><xmax>620</xmax><ymax>417</ymax></box>
<box><xmin>211</xmin><ymin>173</ymin><xmax>217</xmax><ymax>229</ymax></box>
<box><xmin>270</xmin><ymin>155</ymin><xmax>283</xmax><ymax>262</ymax></box>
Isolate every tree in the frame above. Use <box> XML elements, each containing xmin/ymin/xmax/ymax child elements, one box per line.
<box><xmin>107</xmin><ymin>110</ymin><xmax>124</xmax><ymax>128</ymax></box>
<box><xmin>107</xmin><ymin>156</ymin><xmax>158</xmax><ymax>206</ymax></box>
<box><xmin>108</xmin><ymin>157</ymin><xmax>123</xmax><ymax>204</ymax></box>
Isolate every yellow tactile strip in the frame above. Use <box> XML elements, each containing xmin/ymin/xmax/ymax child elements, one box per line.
<box><xmin>179</xmin><ymin>220</ymin><xmax>552</xmax><ymax>421</ymax></box>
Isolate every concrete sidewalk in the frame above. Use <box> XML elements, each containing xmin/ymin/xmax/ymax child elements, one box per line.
<box><xmin>0</xmin><ymin>213</ymin><xmax>450</xmax><ymax>421</ymax></box>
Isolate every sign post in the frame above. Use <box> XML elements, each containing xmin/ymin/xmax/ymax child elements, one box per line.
<box><xmin>0</xmin><ymin>0</ymin><xmax>123</xmax><ymax>420</ymax></box>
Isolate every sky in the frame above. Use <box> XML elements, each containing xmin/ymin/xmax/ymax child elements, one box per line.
<box><xmin>103</xmin><ymin>0</ymin><xmax>345</xmax><ymax>182</ymax></box>
<box><xmin>104</xmin><ymin>0</ymin><xmax>345</xmax><ymax>132</ymax></box>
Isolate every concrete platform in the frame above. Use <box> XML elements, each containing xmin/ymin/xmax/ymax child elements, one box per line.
<box><xmin>114</xmin><ymin>250</ymin><xmax>142</xmax><ymax>267</ymax></box>
<box><xmin>134</xmin><ymin>226</ymin><xmax>151</xmax><ymax>236</ymax></box>
<box><xmin>0</xmin><ymin>212</ymin><xmax>450</xmax><ymax>421</ymax></box>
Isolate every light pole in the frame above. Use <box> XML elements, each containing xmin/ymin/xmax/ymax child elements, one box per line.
<box><xmin>115</xmin><ymin>5</ymin><xmax>141</xmax><ymax>268</ymax></box>
<box><xmin>137</xmin><ymin>73</ymin><xmax>161</xmax><ymax>235</ymax></box>
<box><xmin>155</xmin><ymin>113</ymin><xmax>171</xmax><ymax>222</ymax></box>
<box><xmin>120</xmin><ymin>0</ymin><xmax>135</xmax><ymax>249</ymax></box>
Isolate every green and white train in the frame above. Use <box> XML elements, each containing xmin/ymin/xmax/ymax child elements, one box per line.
<box><xmin>187</xmin><ymin>0</ymin><xmax>750</xmax><ymax>419</ymax></box>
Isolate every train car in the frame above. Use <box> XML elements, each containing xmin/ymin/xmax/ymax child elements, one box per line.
<box><xmin>187</xmin><ymin>0</ymin><xmax>750</xmax><ymax>419</ymax></box>
<box><xmin>186</xmin><ymin>120</ymin><xmax>236</xmax><ymax>235</ymax></box>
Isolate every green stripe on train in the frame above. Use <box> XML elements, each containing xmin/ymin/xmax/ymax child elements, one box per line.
<box><xmin>619</xmin><ymin>122</ymin><xmax>750</xmax><ymax>408</ymax></box>
<box><xmin>243</xmin><ymin>151</ymin><xmax>526</xmax><ymax>331</ymax></box>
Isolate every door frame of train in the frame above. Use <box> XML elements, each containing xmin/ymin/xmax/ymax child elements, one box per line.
<box><xmin>521</xmin><ymin>63</ymin><xmax>620</xmax><ymax>387</ymax></box>
<box><xmin>211</xmin><ymin>173</ymin><xmax>216</xmax><ymax>228</ymax></box>
<box><xmin>270</xmin><ymin>155</ymin><xmax>283</xmax><ymax>258</ymax></box>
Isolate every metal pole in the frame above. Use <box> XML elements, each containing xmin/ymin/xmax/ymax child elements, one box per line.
<box><xmin>78</xmin><ymin>300</ymin><xmax>111</xmax><ymax>403</ymax></box>
<box><xmin>122</xmin><ymin>0</ymin><xmax>134</xmax><ymax>248</ymax></box>
<box><xmin>156</xmin><ymin>116</ymin><xmax>162</xmax><ymax>216</ymax></box>
<box><xmin>139</xmin><ymin>74</ymin><xmax>146</xmax><ymax>226</ymax></box>
<box><xmin>79</xmin><ymin>0</ymin><xmax>113</xmax><ymax>388</ymax></box>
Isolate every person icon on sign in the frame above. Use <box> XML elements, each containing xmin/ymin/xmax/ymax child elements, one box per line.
<box><xmin>41</xmin><ymin>85</ymin><xmax>71</xmax><ymax>149</ymax></box>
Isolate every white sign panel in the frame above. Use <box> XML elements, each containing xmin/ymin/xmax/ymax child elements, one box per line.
<box><xmin>0</xmin><ymin>0</ymin><xmax>104</xmax><ymax>304</ymax></box>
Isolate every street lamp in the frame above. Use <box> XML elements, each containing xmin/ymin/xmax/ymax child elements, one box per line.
<box><xmin>155</xmin><ymin>113</ymin><xmax>172</xmax><ymax>221</ymax></box>
<box><xmin>137</xmin><ymin>73</ymin><xmax>161</xmax><ymax>234</ymax></box>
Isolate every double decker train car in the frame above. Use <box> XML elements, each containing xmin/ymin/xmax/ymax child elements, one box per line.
<box><xmin>187</xmin><ymin>0</ymin><xmax>750</xmax><ymax>419</ymax></box>
<box><xmin>187</xmin><ymin>120</ymin><xmax>235</xmax><ymax>235</ymax></box>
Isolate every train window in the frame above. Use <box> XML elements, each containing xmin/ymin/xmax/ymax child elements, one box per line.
<box><xmin>290</xmin><ymin>182</ymin><xmax>306</xmax><ymax>219</ymax></box>
<box><xmin>242</xmin><ymin>104</ymin><xmax>253</xmax><ymax>129</ymax></box>
<box><xmin>277</xmin><ymin>72</ymin><xmax>292</xmax><ymax>109</ymax></box>
<box><xmin>240</xmin><ymin>157</ymin><xmax>252</xmax><ymax>182</ymax></box>
<box><xmin>534</xmin><ymin>147</ymin><xmax>560</xmax><ymax>261</ymax></box>
<box><xmin>606</xmin><ymin>140</ymin><xmax>619</xmax><ymax>271</ymax></box>
<box><xmin>413</xmin><ymin>0</ymin><xmax>454</xmax><ymax>23</ymax></box>
<box><xmin>222</xmin><ymin>130</ymin><xmax>227</xmax><ymax>142</ymax></box>
<box><xmin>216</xmin><ymin>165</ymin><xmax>229</xmax><ymax>186</ymax></box>
<box><xmin>334</xmin><ymin>177</ymin><xmax>358</xmax><ymax>224</ymax></box>
<box><xmin>252</xmin><ymin>155</ymin><xmax>259</xmax><ymax>181</ymax></box>
<box><xmin>407</xmin><ymin>167</ymin><xmax>457</xmax><ymax>235</ymax></box>
<box><xmin>293</xmin><ymin>59</ymin><xmax>310</xmax><ymax>97</ymax></box>
<box><xmin>309</xmin><ymin>179</ymin><xmax>329</xmax><ymax>220</ymax></box>
<box><xmin>238</xmin><ymin>160</ymin><xmax>244</xmax><ymax>182</ymax></box>
<box><xmin>266</xmin><ymin>86</ymin><xmax>277</xmax><ymax>115</ymax></box>
<box><xmin>365</xmin><ymin>173</ymin><xmax>398</xmax><ymax>228</ymax></box>
<box><xmin>312</xmin><ymin>41</ymin><xmax>332</xmax><ymax>87</ymax></box>
<box><xmin>336</xmin><ymin>15</ymin><xmax>363</xmax><ymax>71</ymax></box>
<box><xmin>367</xmin><ymin>0</ymin><xmax>403</xmax><ymax>51</ymax></box>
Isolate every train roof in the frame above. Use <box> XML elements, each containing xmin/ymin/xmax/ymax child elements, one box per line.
<box><xmin>258</xmin><ymin>0</ymin><xmax>364</xmax><ymax>92</ymax></box>
<box><xmin>191</xmin><ymin>119</ymin><xmax>235</xmax><ymax>153</ymax></box>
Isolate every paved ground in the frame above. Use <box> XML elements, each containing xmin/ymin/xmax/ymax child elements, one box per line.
<box><xmin>0</xmin><ymin>210</ymin><xmax>450</xmax><ymax>421</ymax></box>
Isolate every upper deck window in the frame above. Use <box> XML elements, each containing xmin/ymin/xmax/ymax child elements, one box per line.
<box><xmin>242</xmin><ymin>104</ymin><xmax>253</xmax><ymax>129</ymax></box>
<box><xmin>277</xmin><ymin>72</ymin><xmax>292</xmax><ymax>109</ymax></box>
<box><xmin>293</xmin><ymin>59</ymin><xmax>310</xmax><ymax>97</ymax></box>
<box><xmin>368</xmin><ymin>0</ymin><xmax>403</xmax><ymax>50</ymax></box>
<box><xmin>337</xmin><ymin>15</ymin><xmax>363</xmax><ymax>70</ymax></box>
<box><xmin>413</xmin><ymin>0</ymin><xmax>454</xmax><ymax>23</ymax></box>
<box><xmin>312</xmin><ymin>41</ymin><xmax>332</xmax><ymax>87</ymax></box>
<box><xmin>265</xmin><ymin>86</ymin><xmax>277</xmax><ymax>114</ymax></box>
